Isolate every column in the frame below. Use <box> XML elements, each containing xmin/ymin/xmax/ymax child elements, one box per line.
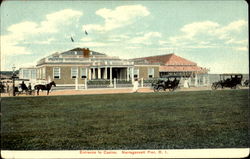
<box><xmin>104</xmin><ymin>67</ymin><xmax>107</xmax><ymax>79</ymax></box>
<box><xmin>98</xmin><ymin>67</ymin><xmax>101</xmax><ymax>79</ymax></box>
<box><xmin>194</xmin><ymin>73</ymin><xmax>198</xmax><ymax>87</ymax></box>
<box><xmin>131</xmin><ymin>67</ymin><xmax>134</xmax><ymax>84</ymax></box>
<box><xmin>203</xmin><ymin>76</ymin><xmax>206</xmax><ymax>86</ymax></box>
<box><xmin>110</xmin><ymin>67</ymin><xmax>113</xmax><ymax>85</ymax></box>
<box><xmin>127</xmin><ymin>67</ymin><xmax>130</xmax><ymax>81</ymax></box>
<box><xmin>188</xmin><ymin>77</ymin><xmax>191</xmax><ymax>87</ymax></box>
<box><xmin>88</xmin><ymin>68</ymin><xmax>92</xmax><ymax>80</ymax></box>
<box><xmin>93</xmin><ymin>68</ymin><xmax>96</xmax><ymax>79</ymax></box>
<box><xmin>207</xmin><ymin>74</ymin><xmax>210</xmax><ymax>86</ymax></box>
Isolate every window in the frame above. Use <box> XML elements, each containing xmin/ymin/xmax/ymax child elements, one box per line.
<box><xmin>42</xmin><ymin>67</ymin><xmax>46</xmax><ymax>79</ymax></box>
<box><xmin>134</xmin><ymin>68</ymin><xmax>139</xmax><ymax>78</ymax></box>
<box><xmin>39</xmin><ymin>68</ymin><xmax>42</xmax><ymax>79</ymax></box>
<box><xmin>53</xmin><ymin>67</ymin><xmax>61</xmax><ymax>79</ymax></box>
<box><xmin>71</xmin><ymin>67</ymin><xmax>78</xmax><ymax>79</ymax></box>
<box><xmin>23</xmin><ymin>70</ymin><xmax>30</xmax><ymax>79</ymax></box>
<box><xmin>36</xmin><ymin>69</ymin><xmax>40</xmax><ymax>79</ymax></box>
<box><xmin>81</xmin><ymin>68</ymin><xmax>87</xmax><ymax>79</ymax></box>
<box><xmin>148</xmin><ymin>68</ymin><xmax>154</xmax><ymax>78</ymax></box>
<box><xmin>31</xmin><ymin>70</ymin><xmax>36</xmax><ymax>79</ymax></box>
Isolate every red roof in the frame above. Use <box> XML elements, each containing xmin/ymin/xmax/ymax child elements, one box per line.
<box><xmin>133</xmin><ymin>53</ymin><xmax>209</xmax><ymax>73</ymax></box>
<box><xmin>159</xmin><ymin>65</ymin><xmax>208</xmax><ymax>73</ymax></box>
<box><xmin>136</xmin><ymin>53</ymin><xmax>197</xmax><ymax>65</ymax></box>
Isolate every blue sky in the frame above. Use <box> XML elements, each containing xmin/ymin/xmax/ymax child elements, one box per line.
<box><xmin>1</xmin><ymin>0</ymin><xmax>248</xmax><ymax>73</ymax></box>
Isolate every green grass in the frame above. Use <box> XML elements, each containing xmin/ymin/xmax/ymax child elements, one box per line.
<box><xmin>1</xmin><ymin>89</ymin><xmax>249</xmax><ymax>150</ymax></box>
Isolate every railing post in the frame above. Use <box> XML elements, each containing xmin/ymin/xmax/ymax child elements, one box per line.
<box><xmin>207</xmin><ymin>74</ymin><xmax>210</xmax><ymax>87</ymax></box>
<box><xmin>109</xmin><ymin>67</ymin><xmax>113</xmax><ymax>86</ymax></box>
<box><xmin>141</xmin><ymin>78</ymin><xmax>143</xmax><ymax>88</ymax></box>
<box><xmin>85</xmin><ymin>78</ymin><xmax>87</xmax><ymax>90</ymax></box>
<box><xmin>75</xmin><ymin>78</ymin><xmax>78</xmax><ymax>90</ymax></box>
<box><xmin>114</xmin><ymin>78</ymin><xmax>116</xmax><ymax>88</ymax></box>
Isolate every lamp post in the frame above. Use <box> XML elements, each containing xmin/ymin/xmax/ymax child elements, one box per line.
<box><xmin>12</xmin><ymin>66</ymin><xmax>16</xmax><ymax>96</ymax></box>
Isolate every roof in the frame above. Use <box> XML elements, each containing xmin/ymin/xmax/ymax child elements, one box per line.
<box><xmin>60</xmin><ymin>48</ymin><xmax>105</xmax><ymax>56</ymax></box>
<box><xmin>133</xmin><ymin>53</ymin><xmax>197</xmax><ymax>66</ymax></box>
<box><xmin>159</xmin><ymin>65</ymin><xmax>208</xmax><ymax>73</ymax></box>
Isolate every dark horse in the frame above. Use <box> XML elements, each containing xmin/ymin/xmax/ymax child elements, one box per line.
<box><xmin>34</xmin><ymin>81</ymin><xmax>56</xmax><ymax>95</ymax></box>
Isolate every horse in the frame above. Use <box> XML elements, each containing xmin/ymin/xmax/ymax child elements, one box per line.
<box><xmin>34</xmin><ymin>81</ymin><xmax>56</xmax><ymax>95</ymax></box>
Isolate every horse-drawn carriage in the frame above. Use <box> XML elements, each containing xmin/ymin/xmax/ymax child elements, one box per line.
<box><xmin>14</xmin><ymin>81</ymin><xmax>35</xmax><ymax>96</ymax></box>
<box><xmin>211</xmin><ymin>74</ymin><xmax>243</xmax><ymax>90</ymax></box>
<box><xmin>152</xmin><ymin>76</ymin><xmax>181</xmax><ymax>92</ymax></box>
<box><xmin>13</xmin><ymin>81</ymin><xmax>56</xmax><ymax>96</ymax></box>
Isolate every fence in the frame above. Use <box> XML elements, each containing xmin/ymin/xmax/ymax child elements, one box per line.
<box><xmin>4</xmin><ymin>75</ymin><xmax>215</xmax><ymax>92</ymax></box>
<box><xmin>52</xmin><ymin>75</ymin><xmax>211</xmax><ymax>91</ymax></box>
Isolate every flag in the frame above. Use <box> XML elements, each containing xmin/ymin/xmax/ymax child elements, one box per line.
<box><xmin>85</xmin><ymin>30</ymin><xmax>88</xmax><ymax>35</ymax></box>
<box><xmin>71</xmin><ymin>37</ymin><xmax>74</xmax><ymax>42</ymax></box>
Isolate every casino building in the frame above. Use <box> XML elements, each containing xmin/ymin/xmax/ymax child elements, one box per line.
<box><xmin>24</xmin><ymin>47</ymin><xmax>209</xmax><ymax>85</ymax></box>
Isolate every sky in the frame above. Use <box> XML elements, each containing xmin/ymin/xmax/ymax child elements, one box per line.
<box><xmin>0</xmin><ymin>0</ymin><xmax>248</xmax><ymax>73</ymax></box>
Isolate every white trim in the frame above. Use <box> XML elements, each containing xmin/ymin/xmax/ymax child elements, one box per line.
<box><xmin>134</xmin><ymin>64</ymin><xmax>160</xmax><ymax>67</ymax></box>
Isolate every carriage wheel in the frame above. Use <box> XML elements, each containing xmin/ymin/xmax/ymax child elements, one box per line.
<box><xmin>235</xmin><ymin>84</ymin><xmax>241</xmax><ymax>89</ymax></box>
<box><xmin>153</xmin><ymin>87</ymin><xmax>159</xmax><ymax>92</ymax></box>
<box><xmin>158</xmin><ymin>86</ymin><xmax>165</xmax><ymax>92</ymax></box>
<box><xmin>215</xmin><ymin>84</ymin><xmax>223</xmax><ymax>90</ymax></box>
<box><xmin>211</xmin><ymin>83</ymin><xmax>217</xmax><ymax>90</ymax></box>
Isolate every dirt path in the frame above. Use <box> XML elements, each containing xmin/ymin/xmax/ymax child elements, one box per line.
<box><xmin>1</xmin><ymin>87</ymin><xmax>247</xmax><ymax>97</ymax></box>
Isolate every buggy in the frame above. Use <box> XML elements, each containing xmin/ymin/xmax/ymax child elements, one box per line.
<box><xmin>211</xmin><ymin>74</ymin><xmax>243</xmax><ymax>90</ymax></box>
<box><xmin>12</xmin><ymin>80</ymin><xmax>35</xmax><ymax>96</ymax></box>
<box><xmin>152</xmin><ymin>76</ymin><xmax>181</xmax><ymax>92</ymax></box>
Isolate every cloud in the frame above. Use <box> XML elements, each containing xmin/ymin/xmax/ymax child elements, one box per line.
<box><xmin>180</xmin><ymin>21</ymin><xmax>219</xmax><ymax>39</ymax></box>
<box><xmin>7</xmin><ymin>9</ymin><xmax>82</xmax><ymax>36</ymax></box>
<box><xmin>164</xmin><ymin>20</ymin><xmax>247</xmax><ymax>50</ymax></box>
<box><xmin>80</xmin><ymin>37</ymin><xmax>93</xmax><ymax>42</ymax></box>
<box><xmin>38</xmin><ymin>9</ymin><xmax>83</xmax><ymax>33</ymax></box>
<box><xmin>82</xmin><ymin>5</ymin><xmax>150</xmax><ymax>32</ymax></box>
<box><xmin>126</xmin><ymin>46</ymin><xmax>141</xmax><ymax>49</ymax></box>
<box><xmin>1</xmin><ymin>9</ymin><xmax>83</xmax><ymax>57</ymax></box>
<box><xmin>107</xmin><ymin>35</ymin><xmax>130</xmax><ymax>42</ymax></box>
<box><xmin>159</xmin><ymin>40</ymin><xmax>171</xmax><ymax>45</ymax></box>
<box><xmin>22</xmin><ymin>38</ymin><xmax>56</xmax><ymax>45</ymax></box>
<box><xmin>215</xmin><ymin>20</ymin><xmax>247</xmax><ymax>39</ymax></box>
<box><xmin>225</xmin><ymin>39</ymin><xmax>248</xmax><ymax>45</ymax></box>
<box><xmin>7</xmin><ymin>21</ymin><xmax>39</xmax><ymax>35</ymax></box>
<box><xmin>75</xmin><ymin>42</ymin><xmax>107</xmax><ymax>47</ymax></box>
<box><xmin>233</xmin><ymin>46</ymin><xmax>248</xmax><ymax>51</ymax></box>
<box><xmin>129</xmin><ymin>32</ymin><xmax>162</xmax><ymax>44</ymax></box>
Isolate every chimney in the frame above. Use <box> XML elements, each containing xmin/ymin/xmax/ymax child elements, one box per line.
<box><xmin>83</xmin><ymin>48</ymin><xmax>90</xmax><ymax>58</ymax></box>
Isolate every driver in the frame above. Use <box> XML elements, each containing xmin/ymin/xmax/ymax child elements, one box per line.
<box><xmin>20</xmin><ymin>81</ymin><xmax>28</xmax><ymax>91</ymax></box>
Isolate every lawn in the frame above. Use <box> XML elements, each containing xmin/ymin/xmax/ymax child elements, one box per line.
<box><xmin>1</xmin><ymin>89</ymin><xmax>249</xmax><ymax>150</ymax></box>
